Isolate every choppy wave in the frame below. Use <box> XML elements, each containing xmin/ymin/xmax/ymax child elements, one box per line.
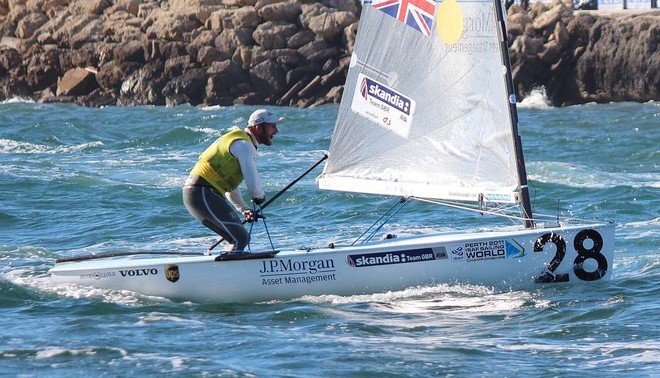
<box><xmin>518</xmin><ymin>87</ymin><xmax>551</xmax><ymax>109</ymax></box>
<box><xmin>0</xmin><ymin>96</ymin><xmax>35</xmax><ymax>104</ymax></box>
<box><xmin>0</xmin><ymin>138</ymin><xmax>104</xmax><ymax>154</ymax></box>
<box><xmin>0</xmin><ymin>102</ymin><xmax>658</xmax><ymax>376</ymax></box>
<box><xmin>528</xmin><ymin>161</ymin><xmax>660</xmax><ymax>189</ymax></box>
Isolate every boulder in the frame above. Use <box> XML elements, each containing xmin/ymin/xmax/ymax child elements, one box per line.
<box><xmin>215</xmin><ymin>28</ymin><xmax>255</xmax><ymax>55</ymax></box>
<box><xmin>287</xmin><ymin>30</ymin><xmax>314</xmax><ymax>49</ymax></box>
<box><xmin>146</xmin><ymin>12</ymin><xmax>202</xmax><ymax>41</ymax></box>
<box><xmin>253</xmin><ymin>21</ymin><xmax>298</xmax><ymax>50</ymax></box>
<box><xmin>164</xmin><ymin>55</ymin><xmax>194</xmax><ymax>77</ymax></box>
<box><xmin>96</xmin><ymin>60</ymin><xmax>140</xmax><ymax>91</ymax></box>
<box><xmin>118</xmin><ymin>61</ymin><xmax>166</xmax><ymax>106</ymax></box>
<box><xmin>56</xmin><ymin>67</ymin><xmax>99</xmax><ymax>96</ymax></box>
<box><xmin>258</xmin><ymin>0</ymin><xmax>301</xmax><ymax>22</ymax></box>
<box><xmin>69</xmin><ymin>18</ymin><xmax>105</xmax><ymax>49</ymax></box>
<box><xmin>107</xmin><ymin>0</ymin><xmax>142</xmax><ymax>17</ymax></box>
<box><xmin>115</xmin><ymin>40</ymin><xmax>146</xmax><ymax>63</ymax></box>
<box><xmin>162</xmin><ymin>67</ymin><xmax>207</xmax><ymax>106</ymax></box>
<box><xmin>249</xmin><ymin>58</ymin><xmax>287</xmax><ymax>97</ymax></box>
<box><xmin>300</xmin><ymin>4</ymin><xmax>357</xmax><ymax>41</ymax></box>
<box><xmin>15</xmin><ymin>12</ymin><xmax>47</xmax><ymax>38</ymax></box>
<box><xmin>69</xmin><ymin>0</ymin><xmax>111</xmax><ymax>15</ymax></box>
<box><xmin>33</xmin><ymin>10</ymin><xmax>69</xmax><ymax>45</ymax></box>
<box><xmin>26</xmin><ymin>46</ymin><xmax>62</xmax><ymax>91</ymax></box>
<box><xmin>575</xmin><ymin>14</ymin><xmax>659</xmax><ymax>103</ymax></box>
<box><xmin>207</xmin><ymin>7</ymin><xmax>259</xmax><ymax>31</ymax></box>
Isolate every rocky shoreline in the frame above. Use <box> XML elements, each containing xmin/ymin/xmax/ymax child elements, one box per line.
<box><xmin>0</xmin><ymin>0</ymin><xmax>658</xmax><ymax>108</ymax></box>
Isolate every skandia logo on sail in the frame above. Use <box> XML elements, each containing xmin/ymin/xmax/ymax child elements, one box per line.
<box><xmin>360</xmin><ymin>77</ymin><xmax>412</xmax><ymax>115</ymax></box>
<box><xmin>347</xmin><ymin>248</ymin><xmax>436</xmax><ymax>268</ymax></box>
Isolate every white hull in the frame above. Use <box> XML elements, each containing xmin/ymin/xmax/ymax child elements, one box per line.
<box><xmin>49</xmin><ymin>223</ymin><xmax>615</xmax><ymax>303</ymax></box>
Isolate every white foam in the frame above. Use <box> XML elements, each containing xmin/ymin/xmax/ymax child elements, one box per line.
<box><xmin>528</xmin><ymin>161</ymin><xmax>660</xmax><ymax>189</ymax></box>
<box><xmin>0</xmin><ymin>139</ymin><xmax>103</xmax><ymax>154</ymax></box>
<box><xmin>0</xmin><ymin>96</ymin><xmax>35</xmax><ymax>104</ymax></box>
<box><xmin>136</xmin><ymin>313</ymin><xmax>205</xmax><ymax>326</ymax></box>
<box><xmin>518</xmin><ymin>87</ymin><xmax>551</xmax><ymax>109</ymax></box>
<box><xmin>299</xmin><ymin>283</ymin><xmax>548</xmax><ymax>315</ymax></box>
<box><xmin>35</xmin><ymin>347</ymin><xmax>100</xmax><ymax>359</ymax></box>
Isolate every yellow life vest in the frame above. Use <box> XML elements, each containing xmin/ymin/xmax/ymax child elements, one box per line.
<box><xmin>190</xmin><ymin>129</ymin><xmax>253</xmax><ymax>194</ymax></box>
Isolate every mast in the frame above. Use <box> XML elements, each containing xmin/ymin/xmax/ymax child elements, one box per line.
<box><xmin>493</xmin><ymin>0</ymin><xmax>534</xmax><ymax>228</ymax></box>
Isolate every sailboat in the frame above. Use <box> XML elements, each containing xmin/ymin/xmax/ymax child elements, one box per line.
<box><xmin>49</xmin><ymin>0</ymin><xmax>615</xmax><ymax>303</ymax></box>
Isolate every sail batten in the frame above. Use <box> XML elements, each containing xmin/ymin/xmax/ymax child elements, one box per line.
<box><xmin>319</xmin><ymin>0</ymin><xmax>523</xmax><ymax>205</ymax></box>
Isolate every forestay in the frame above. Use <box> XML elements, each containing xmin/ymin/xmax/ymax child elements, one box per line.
<box><xmin>318</xmin><ymin>0</ymin><xmax>522</xmax><ymax>204</ymax></box>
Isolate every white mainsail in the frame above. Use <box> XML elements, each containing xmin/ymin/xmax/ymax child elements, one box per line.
<box><xmin>319</xmin><ymin>0</ymin><xmax>523</xmax><ymax>204</ymax></box>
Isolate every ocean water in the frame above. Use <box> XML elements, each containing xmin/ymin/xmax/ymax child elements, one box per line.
<box><xmin>0</xmin><ymin>98</ymin><xmax>657</xmax><ymax>376</ymax></box>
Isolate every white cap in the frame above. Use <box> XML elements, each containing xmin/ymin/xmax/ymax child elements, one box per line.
<box><xmin>247</xmin><ymin>109</ymin><xmax>285</xmax><ymax>126</ymax></box>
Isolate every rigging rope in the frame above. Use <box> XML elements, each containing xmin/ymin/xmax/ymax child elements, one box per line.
<box><xmin>246</xmin><ymin>203</ymin><xmax>276</xmax><ymax>252</ymax></box>
<box><xmin>352</xmin><ymin>197</ymin><xmax>409</xmax><ymax>245</ymax></box>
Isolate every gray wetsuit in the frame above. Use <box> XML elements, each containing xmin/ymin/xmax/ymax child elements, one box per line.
<box><xmin>182</xmin><ymin>175</ymin><xmax>249</xmax><ymax>251</ymax></box>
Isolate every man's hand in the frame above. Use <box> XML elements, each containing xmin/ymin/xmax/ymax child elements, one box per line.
<box><xmin>243</xmin><ymin>209</ymin><xmax>265</xmax><ymax>223</ymax></box>
<box><xmin>252</xmin><ymin>196</ymin><xmax>266</xmax><ymax>205</ymax></box>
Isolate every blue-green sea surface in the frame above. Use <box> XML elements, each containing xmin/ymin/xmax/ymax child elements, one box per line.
<box><xmin>1</xmin><ymin>99</ymin><xmax>658</xmax><ymax>377</ymax></box>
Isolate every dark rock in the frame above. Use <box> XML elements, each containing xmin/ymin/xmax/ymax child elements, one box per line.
<box><xmin>164</xmin><ymin>55</ymin><xmax>194</xmax><ymax>78</ymax></box>
<box><xmin>253</xmin><ymin>21</ymin><xmax>298</xmax><ymax>50</ymax></box>
<box><xmin>162</xmin><ymin>68</ymin><xmax>207</xmax><ymax>106</ymax></box>
<box><xmin>97</xmin><ymin>60</ymin><xmax>140</xmax><ymax>92</ymax></box>
<box><xmin>574</xmin><ymin>14</ymin><xmax>659</xmax><ymax>104</ymax></box>
<box><xmin>197</xmin><ymin>46</ymin><xmax>222</xmax><ymax>65</ymax></box>
<box><xmin>75</xmin><ymin>88</ymin><xmax>116</xmax><ymax>107</ymax></box>
<box><xmin>234</xmin><ymin>91</ymin><xmax>265</xmax><ymax>105</ymax></box>
<box><xmin>159</xmin><ymin>41</ymin><xmax>189</xmax><ymax>60</ymax></box>
<box><xmin>258</xmin><ymin>1</ymin><xmax>302</xmax><ymax>22</ymax></box>
<box><xmin>69</xmin><ymin>0</ymin><xmax>111</xmax><ymax>16</ymax></box>
<box><xmin>118</xmin><ymin>61</ymin><xmax>166</xmax><ymax>106</ymax></box>
<box><xmin>215</xmin><ymin>28</ymin><xmax>255</xmax><ymax>56</ymax></box>
<box><xmin>287</xmin><ymin>30</ymin><xmax>315</xmax><ymax>49</ymax></box>
<box><xmin>249</xmin><ymin>59</ymin><xmax>287</xmax><ymax>98</ymax></box>
<box><xmin>300</xmin><ymin>3</ymin><xmax>357</xmax><ymax>41</ymax></box>
<box><xmin>0</xmin><ymin>47</ymin><xmax>21</xmax><ymax>75</ymax></box>
<box><xmin>16</xmin><ymin>12</ymin><xmax>48</xmax><ymax>39</ymax></box>
<box><xmin>26</xmin><ymin>47</ymin><xmax>62</xmax><ymax>91</ymax></box>
<box><xmin>115</xmin><ymin>40</ymin><xmax>146</xmax><ymax>63</ymax></box>
<box><xmin>146</xmin><ymin>12</ymin><xmax>202</xmax><ymax>41</ymax></box>
<box><xmin>206</xmin><ymin>59</ymin><xmax>248</xmax><ymax>98</ymax></box>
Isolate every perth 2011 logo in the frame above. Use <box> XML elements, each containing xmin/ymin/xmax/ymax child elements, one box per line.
<box><xmin>450</xmin><ymin>239</ymin><xmax>525</xmax><ymax>263</ymax></box>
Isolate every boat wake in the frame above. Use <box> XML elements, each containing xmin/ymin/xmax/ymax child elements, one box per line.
<box><xmin>299</xmin><ymin>283</ymin><xmax>549</xmax><ymax>315</ymax></box>
<box><xmin>0</xmin><ymin>246</ymin><xmax>157</xmax><ymax>306</ymax></box>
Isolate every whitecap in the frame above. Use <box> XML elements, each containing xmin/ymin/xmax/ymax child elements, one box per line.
<box><xmin>518</xmin><ymin>87</ymin><xmax>551</xmax><ymax>109</ymax></box>
<box><xmin>0</xmin><ymin>96</ymin><xmax>35</xmax><ymax>104</ymax></box>
<box><xmin>528</xmin><ymin>161</ymin><xmax>660</xmax><ymax>189</ymax></box>
<box><xmin>0</xmin><ymin>138</ymin><xmax>103</xmax><ymax>154</ymax></box>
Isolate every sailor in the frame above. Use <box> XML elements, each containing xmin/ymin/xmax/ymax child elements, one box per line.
<box><xmin>183</xmin><ymin>109</ymin><xmax>284</xmax><ymax>252</ymax></box>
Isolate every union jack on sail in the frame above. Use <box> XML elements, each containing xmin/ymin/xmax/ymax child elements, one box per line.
<box><xmin>371</xmin><ymin>0</ymin><xmax>438</xmax><ymax>37</ymax></box>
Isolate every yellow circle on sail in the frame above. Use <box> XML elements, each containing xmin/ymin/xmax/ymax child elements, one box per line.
<box><xmin>436</xmin><ymin>0</ymin><xmax>463</xmax><ymax>45</ymax></box>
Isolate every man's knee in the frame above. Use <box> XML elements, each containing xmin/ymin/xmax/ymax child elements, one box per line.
<box><xmin>202</xmin><ymin>219</ymin><xmax>249</xmax><ymax>250</ymax></box>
